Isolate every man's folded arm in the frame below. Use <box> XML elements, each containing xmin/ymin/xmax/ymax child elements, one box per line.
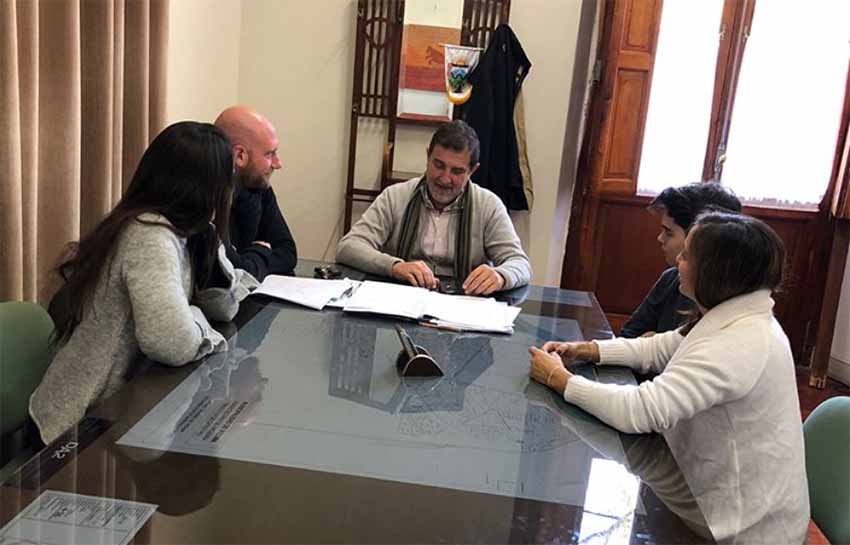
<box><xmin>336</xmin><ymin>190</ymin><xmax>402</xmax><ymax>276</ymax></box>
<box><xmin>258</xmin><ymin>188</ymin><xmax>297</xmax><ymax>275</ymax></box>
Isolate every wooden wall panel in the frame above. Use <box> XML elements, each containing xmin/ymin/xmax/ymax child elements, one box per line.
<box><xmin>622</xmin><ymin>0</ymin><xmax>659</xmax><ymax>52</ymax></box>
<box><xmin>604</xmin><ymin>70</ymin><xmax>648</xmax><ymax>181</ymax></box>
<box><xmin>751</xmin><ymin>211</ymin><xmax>815</xmax><ymax>361</ymax></box>
<box><xmin>589</xmin><ymin>197</ymin><xmax>821</xmax><ymax>360</ymax></box>
<box><xmin>592</xmin><ymin>200</ymin><xmax>668</xmax><ymax>317</ymax></box>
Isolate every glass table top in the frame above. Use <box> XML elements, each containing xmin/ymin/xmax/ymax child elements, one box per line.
<box><xmin>0</xmin><ymin>261</ymin><xmax>713</xmax><ymax>544</ymax></box>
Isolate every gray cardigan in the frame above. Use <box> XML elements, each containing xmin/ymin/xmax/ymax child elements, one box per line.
<box><xmin>30</xmin><ymin>214</ymin><xmax>257</xmax><ymax>444</ymax></box>
<box><xmin>336</xmin><ymin>178</ymin><xmax>532</xmax><ymax>289</ymax></box>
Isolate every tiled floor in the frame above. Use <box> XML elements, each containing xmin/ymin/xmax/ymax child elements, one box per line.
<box><xmin>797</xmin><ymin>367</ymin><xmax>849</xmax><ymax>421</ymax></box>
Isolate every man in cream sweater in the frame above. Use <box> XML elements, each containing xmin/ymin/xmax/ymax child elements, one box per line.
<box><xmin>336</xmin><ymin>121</ymin><xmax>531</xmax><ymax>295</ymax></box>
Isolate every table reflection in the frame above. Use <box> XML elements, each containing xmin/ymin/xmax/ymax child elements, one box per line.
<box><xmin>0</xmin><ymin>267</ymin><xmax>713</xmax><ymax>544</ymax></box>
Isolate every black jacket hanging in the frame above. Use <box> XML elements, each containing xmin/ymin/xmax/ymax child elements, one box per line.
<box><xmin>461</xmin><ymin>24</ymin><xmax>531</xmax><ymax>211</ymax></box>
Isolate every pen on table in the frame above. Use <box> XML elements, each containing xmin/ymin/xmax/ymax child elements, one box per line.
<box><xmin>328</xmin><ymin>284</ymin><xmax>355</xmax><ymax>306</ymax></box>
<box><xmin>419</xmin><ymin>320</ymin><xmax>463</xmax><ymax>333</ymax></box>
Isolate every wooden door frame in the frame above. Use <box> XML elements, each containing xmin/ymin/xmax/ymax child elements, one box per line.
<box><xmin>702</xmin><ymin>0</ymin><xmax>755</xmax><ymax>179</ymax></box>
<box><xmin>809</xmin><ymin>63</ymin><xmax>850</xmax><ymax>386</ymax></box>
<box><xmin>561</xmin><ymin>0</ymin><xmax>615</xmax><ymax>291</ymax></box>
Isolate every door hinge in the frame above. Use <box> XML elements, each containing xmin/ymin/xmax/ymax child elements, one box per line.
<box><xmin>714</xmin><ymin>144</ymin><xmax>728</xmax><ymax>179</ymax></box>
<box><xmin>591</xmin><ymin>59</ymin><xmax>603</xmax><ymax>84</ymax></box>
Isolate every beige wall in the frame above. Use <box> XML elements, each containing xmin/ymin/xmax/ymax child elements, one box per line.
<box><xmin>238</xmin><ymin>0</ymin><xmax>357</xmax><ymax>261</ymax></box>
<box><xmin>166</xmin><ymin>0</ymin><xmax>242</xmax><ymax>123</ymax></box>
<box><xmin>404</xmin><ymin>0</ymin><xmax>464</xmax><ymax>26</ymax></box>
<box><xmin>167</xmin><ymin>0</ymin><xmax>583</xmax><ymax>285</ymax></box>
<box><xmin>511</xmin><ymin>1</ymin><xmax>581</xmax><ymax>285</ymax></box>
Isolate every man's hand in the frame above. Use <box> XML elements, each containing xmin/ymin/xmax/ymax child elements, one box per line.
<box><xmin>528</xmin><ymin>346</ymin><xmax>573</xmax><ymax>393</ymax></box>
<box><xmin>462</xmin><ymin>264</ymin><xmax>505</xmax><ymax>295</ymax></box>
<box><xmin>252</xmin><ymin>240</ymin><xmax>271</xmax><ymax>249</ymax></box>
<box><xmin>391</xmin><ymin>261</ymin><xmax>437</xmax><ymax>289</ymax></box>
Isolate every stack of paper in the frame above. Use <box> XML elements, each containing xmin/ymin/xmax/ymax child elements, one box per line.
<box><xmin>342</xmin><ymin>281</ymin><xmax>429</xmax><ymax>320</ymax></box>
<box><xmin>342</xmin><ymin>281</ymin><xmax>521</xmax><ymax>333</ymax></box>
<box><xmin>252</xmin><ymin>276</ymin><xmax>360</xmax><ymax>310</ymax></box>
<box><xmin>422</xmin><ymin>292</ymin><xmax>522</xmax><ymax>333</ymax></box>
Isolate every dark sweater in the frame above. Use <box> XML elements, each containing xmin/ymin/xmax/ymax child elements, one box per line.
<box><xmin>227</xmin><ymin>186</ymin><xmax>297</xmax><ymax>281</ymax></box>
<box><xmin>620</xmin><ymin>267</ymin><xmax>693</xmax><ymax>338</ymax></box>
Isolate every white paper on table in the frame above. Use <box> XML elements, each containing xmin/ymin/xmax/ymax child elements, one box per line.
<box><xmin>0</xmin><ymin>490</ymin><xmax>157</xmax><ymax>545</ymax></box>
<box><xmin>343</xmin><ymin>281</ymin><xmax>521</xmax><ymax>333</ymax></box>
<box><xmin>252</xmin><ymin>275</ymin><xmax>353</xmax><ymax>310</ymax></box>
<box><xmin>342</xmin><ymin>280</ymin><xmax>429</xmax><ymax>320</ymax></box>
<box><xmin>425</xmin><ymin>307</ymin><xmax>521</xmax><ymax>333</ymax></box>
<box><xmin>421</xmin><ymin>292</ymin><xmax>517</xmax><ymax>332</ymax></box>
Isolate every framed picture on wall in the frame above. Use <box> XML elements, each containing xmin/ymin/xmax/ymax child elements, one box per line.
<box><xmin>397</xmin><ymin>2</ymin><xmax>463</xmax><ymax>122</ymax></box>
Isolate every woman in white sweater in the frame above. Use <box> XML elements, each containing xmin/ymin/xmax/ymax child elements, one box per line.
<box><xmin>31</xmin><ymin>122</ymin><xmax>257</xmax><ymax>445</ymax></box>
<box><xmin>530</xmin><ymin>212</ymin><xmax>809</xmax><ymax>544</ymax></box>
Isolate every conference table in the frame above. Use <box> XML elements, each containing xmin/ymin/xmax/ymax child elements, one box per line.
<box><xmin>0</xmin><ymin>260</ymin><xmax>714</xmax><ymax>544</ymax></box>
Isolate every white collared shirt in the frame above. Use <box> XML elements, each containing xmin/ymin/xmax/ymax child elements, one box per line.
<box><xmin>419</xmin><ymin>189</ymin><xmax>464</xmax><ymax>277</ymax></box>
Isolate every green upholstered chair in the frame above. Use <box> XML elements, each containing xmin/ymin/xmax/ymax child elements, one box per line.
<box><xmin>0</xmin><ymin>301</ymin><xmax>54</xmax><ymax>478</ymax></box>
<box><xmin>804</xmin><ymin>396</ymin><xmax>850</xmax><ymax>545</ymax></box>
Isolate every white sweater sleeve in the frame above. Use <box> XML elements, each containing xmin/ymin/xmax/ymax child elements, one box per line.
<box><xmin>595</xmin><ymin>329</ymin><xmax>684</xmax><ymax>374</ymax></box>
<box><xmin>565</xmin><ymin>325</ymin><xmax>770</xmax><ymax>434</ymax></box>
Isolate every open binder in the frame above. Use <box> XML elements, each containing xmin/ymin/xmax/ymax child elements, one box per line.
<box><xmin>342</xmin><ymin>281</ymin><xmax>521</xmax><ymax>334</ymax></box>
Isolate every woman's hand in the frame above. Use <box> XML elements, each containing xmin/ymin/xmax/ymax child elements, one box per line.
<box><xmin>528</xmin><ymin>346</ymin><xmax>573</xmax><ymax>394</ymax></box>
<box><xmin>541</xmin><ymin>341</ymin><xmax>600</xmax><ymax>365</ymax></box>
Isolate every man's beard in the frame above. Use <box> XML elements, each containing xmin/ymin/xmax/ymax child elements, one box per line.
<box><xmin>235</xmin><ymin>168</ymin><xmax>268</xmax><ymax>190</ymax></box>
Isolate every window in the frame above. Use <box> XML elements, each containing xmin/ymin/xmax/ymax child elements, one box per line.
<box><xmin>637</xmin><ymin>0</ymin><xmax>850</xmax><ymax>207</ymax></box>
<box><xmin>638</xmin><ymin>0</ymin><xmax>724</xmax><ymax>192</ymax></box>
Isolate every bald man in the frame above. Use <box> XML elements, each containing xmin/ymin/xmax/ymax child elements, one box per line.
<box><xmin>215</xmin><ymin>106</ymin><xmax>297</xmax><ymax>280</ymax></box>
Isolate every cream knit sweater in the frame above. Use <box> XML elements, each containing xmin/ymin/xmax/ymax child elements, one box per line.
<box><xmin>336</xmin><ymin>178</ymin><xmax>532</xmax><ymax>289</ymax></box>
<box><xmin>565</xmin><ymin>290</ymin><xmax>808</xmax><ymax>544</ymax></box>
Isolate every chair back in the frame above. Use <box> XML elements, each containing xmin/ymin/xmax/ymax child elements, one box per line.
<box><xmin>0</xmin><ymin>301</ymin><xmax>54</xmax><ymax>437</ymax></box>
<box><xmin>804</xmin><ymin>395</ymin><xmax>850</xmax><ymax>545</ymax></box>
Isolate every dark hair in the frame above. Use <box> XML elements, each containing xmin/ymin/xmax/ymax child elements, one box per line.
<box><xmin>650</xmin><ymin>182</ymin><xmax>742</xmax><ymax>231</ymax></box>
<box><xmin>687</xmin><ymin>212</ymin><xmax>785</xmax><ymax>310</ymax></box>
<box><xmin>51</xmin><ymin>121</ymin><xmax>234</xmax><ymax>346</ymax></box>
<box><xmin>427</xmin><ymin>120</ymin><xmax>480</xmax><ymax>167</ymax></box>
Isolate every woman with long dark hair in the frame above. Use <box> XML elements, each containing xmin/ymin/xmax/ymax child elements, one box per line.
<box><xmin>529</xmin><ymin>212</ymin><xmax>808</xmax><ymax>544</ymax></box>
<box><xmin>30</xmin><ymin>121</ymin><xmax>257</xmax><ymax>445</ymax></box>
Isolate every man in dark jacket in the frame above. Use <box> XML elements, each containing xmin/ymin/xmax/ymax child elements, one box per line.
<box><xmin>215</xmin><ymin>106</ymin><xmax>297</xmax><ymax>281</ymax></box>
<box><xmin>620</xmin><ymin>182</ymin><xmax>741</xmax><ymax>338</ymax></box>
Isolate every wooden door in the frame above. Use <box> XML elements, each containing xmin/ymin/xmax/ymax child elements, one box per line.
<box><xmin>562</xmin><ymin>0</ymin><xmax>834</xmax><ymax>364</ymax></box>
<box><xmin>563</xmin><ymin>0</ymin><xmax>666</xmax><ymax>319</ymax></box>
